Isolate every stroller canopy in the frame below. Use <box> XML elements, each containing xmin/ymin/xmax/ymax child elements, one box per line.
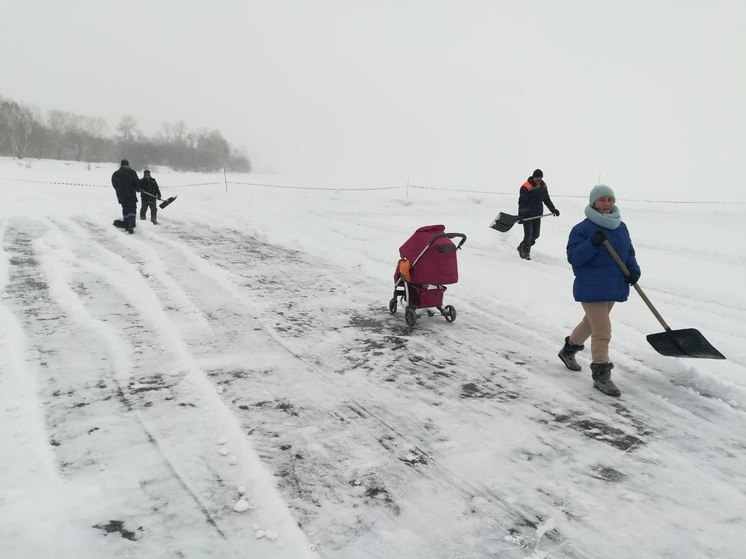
<box><xmin>399</xmin><ymin>224</ymin><xmax>459</xmax><ymax>285</ymax></box>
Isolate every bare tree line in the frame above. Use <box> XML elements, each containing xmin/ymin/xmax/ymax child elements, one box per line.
<box><xmin>0</xmin><ymin>94</ymin><xmax>251</xmax><ymax>173</ymax></box>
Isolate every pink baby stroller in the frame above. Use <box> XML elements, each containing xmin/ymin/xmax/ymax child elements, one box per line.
<box><xmin>389</xmin><ymin>224</ymin><xmax>467</xmax><ymax>327</ymax></box>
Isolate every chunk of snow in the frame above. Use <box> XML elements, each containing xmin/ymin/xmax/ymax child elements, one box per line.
<box><xmin>233</xmin><ymin>499</ymin><xmax>250</xmax><ymax>513</ymax></box>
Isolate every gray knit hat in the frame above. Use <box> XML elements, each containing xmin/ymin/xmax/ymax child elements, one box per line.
<box><xmin>589</xmin><ymin>184</ymin><xmax>615</xmax><ymax>205</ymax></box>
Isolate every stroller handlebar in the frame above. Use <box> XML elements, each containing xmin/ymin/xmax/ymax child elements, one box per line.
<box><xmin>428</xmin><ymin>232</ymin><xmax>467</xmax><ymax>250</ymax></box>
<box><xmin>410</xmin><ymin>232</ymin><xmax>467</xmax><ymax>269</ymax></box>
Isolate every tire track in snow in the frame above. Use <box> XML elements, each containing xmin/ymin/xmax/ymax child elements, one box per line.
<box><xmin>4</xmin><ymin>217</ymin><xmax>314</xmax><ymax>559</ymax></box>
<box><xmin>292</xmin><ymin>212</ymin><xmax>746</xmax><ymax>553</ymax></box>
<box><xmin>127</xmin><ymin>220</ymin><xmax>591</xmax><ymax>558</ymax></box>
<box><xmin>2</xmin><ymin>218</ymin><xmax>239</xmax><ymax>557</ymax></box>
<box><xmin>0</xmin><ymin>219</ymin><xmax>96</xmax><ymax>559</ymax></box>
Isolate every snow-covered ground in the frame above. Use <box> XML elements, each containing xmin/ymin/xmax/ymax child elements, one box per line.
<box><xmin>1</xmin><ymin>157</ymin><xmax>744</xmax><ymax>559</ymax></box>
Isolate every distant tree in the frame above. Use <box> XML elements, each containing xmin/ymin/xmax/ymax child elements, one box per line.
<box><xmin>0</xmin><ymin>99</ymin><xmax>37</xmax><ymax>158</ymax></box>
<box><xmin>197</xmin><ymin>129</ymin><xmax>231</xmax><ymax>170</ymax></box>
<box><xmin>80</xmin><ymin>116</ymin><xmax>112</xmax><ymax>162</ymax></box>
<box><xmin>161</xmin><ymin>120</ymin><xmax>188</xmax><ymax>144</ymax></box>
<box><xmin>1</xmin><ymin>94</ymin><xmax>252</xmax><ymax>172</ymax></box>
<box><xmin>48</xmin><ymin>110</ymin><xmax>74</xmax><ymax>159</ymax></box>
<box><xmin>228</xmin><ymin>148</ymin><xmax>251</xmax><ymax>172</ymax></box>
<box><xmin>45</xmin><ymin>111</ymin><xmax>106</xmax><ymax>161</ymax></box>
<box><xmin>116</xmin><ymin>115</ymin><xmax>139</xmax><ymax>142</ymax></box>
<box><xmin>0</xmin><ymin>96</ymin><xmax>6</xmax><ymax>151</ymax></box>
<box><xmin>30</xmin><ymin>122</ymin><xmax>53</xmax><ymax>159</ymax></box>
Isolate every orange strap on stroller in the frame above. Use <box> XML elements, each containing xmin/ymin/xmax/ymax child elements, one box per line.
<box><xmin>397</xmin><ymin>258</ymin><xmax>412</xmax><ymax>282</ymax></box>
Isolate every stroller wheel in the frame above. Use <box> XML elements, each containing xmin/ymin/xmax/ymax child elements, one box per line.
<box><xmin>404</xmin><ymin>307</ymin><xmax>417</xmax><ymax>327</ymax></box>
<box><xmin>388</xmin><ymin>297</ymin><xmax>398</xmax><ymax>314</ymax></box>
<box><xmin>443</xmin><ymin>305</ymin><xmax>457</xmax><ymax>322</ymax></box>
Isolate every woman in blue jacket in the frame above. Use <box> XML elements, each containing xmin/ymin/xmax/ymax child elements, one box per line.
<box><xmin>557</xmin><ymin>185</ymin><xmax>641</xmax><ymax>397</ymax></box>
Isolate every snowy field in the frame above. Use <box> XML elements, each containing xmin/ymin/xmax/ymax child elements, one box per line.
<box><xmin>1</xmin><ymin>157</ymin><xmax>745</xmax><ymax>559</ymax></box>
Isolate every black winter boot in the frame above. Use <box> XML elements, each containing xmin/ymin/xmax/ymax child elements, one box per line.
<box><xmin>523</xmin><ymin>243</ymin><xmax>531</xmax><ymax>260</ymax></box>
<box><xmin>558</xmin><ymin>337</ymin><xmax>584</xmax><ymax>371</ymax></box>
<box><xmin>517</xmin><ymin>242</ymin><xmax>525</xmax><ymax>259</ymax></box>
<box><xmin>590</xmin><ymin>362</ymin><xmax>621</xmax><ymax>397</ymax></box>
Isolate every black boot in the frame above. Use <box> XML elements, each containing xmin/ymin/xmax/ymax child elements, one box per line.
<box><xmin>523</xmin><ymin>243</ymin><xmax>531</xmax><ymax>260</ymax></box>
<box><xmin>590</xmin><ymin>362</ymin><xmax>621</xmax><ymax>397</ymax></box>
<box><xmin>517</xmin><ymin>242</ymin><xmax>530</xmax><ymax>260</ymax></box>
<box><xmin>558</xmin><ymin>337</ymin><xmax>584</xmax><ymax>371</ymax></box>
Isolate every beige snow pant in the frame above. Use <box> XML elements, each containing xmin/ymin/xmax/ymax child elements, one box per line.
<box><xmin>569</xmin><ymin>302</ymin><xmax>615</xmax><ymax>363</ymax></box>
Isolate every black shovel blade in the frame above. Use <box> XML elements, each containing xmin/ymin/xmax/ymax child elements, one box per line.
<box><xmin>489</xmin><ymin>212</ymin><xmax>518</xmax><ymax>232</ymax></box>
<box><xmin>159</xmin><ymin>196</ymin><xmax>177</xmax><ymax>209</ymax></box>
<box><xmin>647</xmin><ymin>328</ymin><xmax>725</xmax><ymax>359</ymax></box>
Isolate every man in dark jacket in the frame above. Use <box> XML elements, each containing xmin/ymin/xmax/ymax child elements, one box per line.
<box><xmin>139</xmin><ymin>170</ymin><xmax>162</xmax><ymax>224</ymax></box>
<box><xmin>111</xmin><ymin>159</ymin><xmax>140</xmax><ymax>233</ymax></box>
<box><xmin>517</xmin><ymin>168</ymin><xmax>559</xmax><ymax>260</ymax></box>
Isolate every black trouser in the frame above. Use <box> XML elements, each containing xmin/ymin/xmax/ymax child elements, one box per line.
<box><xmin>121</xmin><ymin>199</ymin><xmax>137</xmax><ymax>229</ymax></box>
<box><xmin>522</xmin><ymin>219</ymin><xmax>541</xmax><ymax>245</ymax></box>
<box><xmin>140</xmin><ymin>195</ymin><xmax>158</xmax><ymax>222</ymax></box>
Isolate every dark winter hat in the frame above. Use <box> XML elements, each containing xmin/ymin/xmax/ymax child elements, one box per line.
<box><xmin>589</xmin><ymin>184</ymin><xmax>615</xmax><ymax>205</ymax></box>
<box><xmin>143</xmin><ymin>169</ymin><xmax>151</xmax><ymax>176</ymax></box>
<box><xmin>120</xmin><ymin>159</ymin><xmax>129</xmax><ymax>166</ymax></box>
<box><xmin>532</xmin><ymin>169</ymin><xmax>543</xmax><ymax>179</ymax></box>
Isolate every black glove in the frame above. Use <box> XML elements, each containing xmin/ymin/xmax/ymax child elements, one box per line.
<box><xmin>625</xmin><ymin>270</ymin><xmax>640</xmax><ymax>285</ymax></box>
<box><xmin>590</xmin><ymin>229</ymin><xmax>607</xmax><ymax>246</ymax></box>
<box><xmin>552</xmin><ymin>209</ymin><xmax>560</xmax><ymax>217</ymax></box>
<box><xmin>157</xmin><ymin>195</ymin><xmax>162</xmax><ymax>200</ymax></box>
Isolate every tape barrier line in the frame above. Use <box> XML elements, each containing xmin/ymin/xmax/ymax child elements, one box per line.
<box><xmin>227</xmin><ymin>180</ymin><xmax>401</xmax><ymax>192</ymax></box>
<box><xmin>0</xmin><ymin>176</ymin><xmax>103</xmax><ymax>188</ymax></box>
<box><xmin>2</xmin><ymin>175</ymin><xmax>744</xmax><ymax>204</ymax></box>
<box><xmin>0</xmin><ymin>176</ymin><xmax>223</xmax><ymax>188</ymax></box>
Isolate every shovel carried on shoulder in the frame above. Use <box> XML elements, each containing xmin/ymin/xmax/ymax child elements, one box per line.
<box><xmin>602</xmin><ymin>239</ymin><xmax>725</xmax><ymax>359</ymax></box>
<box><xmin>489</xmin><ymin>212</ymin><xmax>554</xmax><ymax>232</ymax></box>
<box><xmin>141</xmin><ymin>189</ymin><xmax>177</xmax><ymax>209</ymax></box>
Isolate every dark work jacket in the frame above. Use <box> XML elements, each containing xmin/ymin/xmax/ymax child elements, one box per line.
<box><xmin>111</xmin><ymin>166</ymin><xmax>140</xmax><ymax>203</ymax></box>
<box><xmin>139</xmin><ymin>177</ymin><xmax>161</xmax><ymax>199</ymax></box>
<box><xmin>518</xmin><ymin>177</ymin><xmax>557</xmax><ymax>217</ymax></box>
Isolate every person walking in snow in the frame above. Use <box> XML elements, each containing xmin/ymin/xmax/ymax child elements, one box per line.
<box><xmin>517</xmin><ymin>169</ymin><xmax>559</xmax><ymax>260</ymax></box>
<box><xmin>111</xmin><ymin>159</ymin><xmax>140</xmax><ymax>234</ymax></box>
<box><xmin>557</xmin><ymin>184</ymin><xmax>641</xmax><ymax>397</ymax></box>
<box><xmin>139</xmin><ymin>170</ymin><xmax>162</xmax><ymax>224</ymax></box>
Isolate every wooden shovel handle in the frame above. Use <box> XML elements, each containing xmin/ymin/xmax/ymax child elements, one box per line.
<box><xmin>601</xmin><ymin>239</ymin><xmax>671</xmax><ymax>331</ymax></box>
<box><xmin>519</xmin><ymin>213</ymin><xmax>555</xmax><ymax>223</ymax></box>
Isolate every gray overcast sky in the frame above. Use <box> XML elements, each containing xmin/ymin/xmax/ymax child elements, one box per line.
<box><xmin>1</xmin><ymin>0</ymin><xmax>744</xmax><ymax>199</ymax></box>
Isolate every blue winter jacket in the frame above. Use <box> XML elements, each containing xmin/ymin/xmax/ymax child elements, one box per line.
<box><xmin>567</xmin><ymin>218</ymin><xmax>640</xmax><ymax>302</ymax></box>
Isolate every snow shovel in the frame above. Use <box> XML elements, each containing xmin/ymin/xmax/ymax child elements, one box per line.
<box><xmin>602</xmin><ymin>239</ymin><xmax>725</xmax><ymax>359</ymax></box>
<box><xmin>141</xmin><ymin>190</ymin><xmax>177</xmax><ymax>209</ymax></box>
<box><xmin>489</xmin><ymin>212</ymin><xmax>554</xmax><ymax>232</ymax></box>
